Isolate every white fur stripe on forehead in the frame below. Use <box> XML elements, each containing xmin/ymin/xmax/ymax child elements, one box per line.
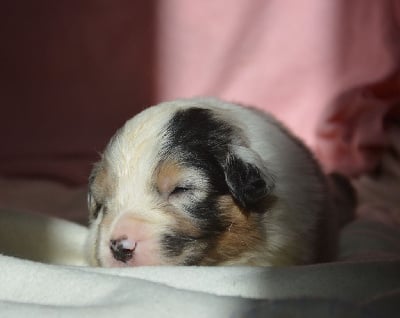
<box><xmin>102</xmin><ymin>105</ymin><xmax>178</xmax><ymax>177</ymax></box>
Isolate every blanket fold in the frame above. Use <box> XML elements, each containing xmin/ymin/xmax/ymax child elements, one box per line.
<box><xmin>1</xmin><ymin>209</ymin><xmax>400</xmax><ymax>317</ymax></box>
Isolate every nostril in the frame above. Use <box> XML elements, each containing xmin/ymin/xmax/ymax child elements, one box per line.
<box><xmin>110</xmin><ymin>236</ymin><xmax>137</xmax><ymax>263</ymax></box>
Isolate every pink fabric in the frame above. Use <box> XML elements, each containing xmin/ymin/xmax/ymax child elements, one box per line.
<box><xmin>155</xmin><ymin>0</ymin><xmax>400</xmax><ymax>176</ymax></box>
<box><xmin>316</xmin><ymin>73</ymin><xmax>400</xmax><ymax>176</ymax></box>
<box><xmin>0</xmin><ymin>0</ymin><xmax>399</xmax><ymax>183</ymax></box>
<box><xmin>353</xmin><ymin>124</ymin><xmax>400</xmax><ymax>228</ymax></box>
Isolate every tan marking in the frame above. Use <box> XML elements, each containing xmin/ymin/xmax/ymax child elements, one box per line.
<box><xmin>201</xmin><ymin>196</ymin><xmax>265</xmax><ymax>265</ymax></box>
<box><xmin>155</xmin><ymin>160</ymin><xmax>183</xmax><ymax>195</ymax></box>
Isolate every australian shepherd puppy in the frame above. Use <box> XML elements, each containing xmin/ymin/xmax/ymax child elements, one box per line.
<box><xmin>87</xmin><ymin>97</ymin><xmax>346</xmax><ymax>267</ymax></box>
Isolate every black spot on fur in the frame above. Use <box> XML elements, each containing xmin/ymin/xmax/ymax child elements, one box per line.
<box><xmin>162</xmin><ymin>107</ymin><xmax>233</xmax><ymax>179</ymax></box>
<box><xmin>161</xmin><ymin>233</ymin><xmax>196</xmax><ymax>257</ymax></box>
<box><xmin>162</xmin><ymin>107</ymin><xmax>234</xmax><ymax>214</ymax></box>
<box><xmin>161</xmin><ymin>234</ymin><xmax>192</xmax><ymax>257</ymax></box>
<box><xmin>161</xmin><ymin>232</ymin><xmax>210</xmax><ymax>265</ymax></box>
<box><xmin>164</xmin><ymin>107</ymin><xmax>233</xmax><ymax>150</ymax></box>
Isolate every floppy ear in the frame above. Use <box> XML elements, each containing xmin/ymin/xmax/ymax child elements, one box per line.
<box><xmin>223</xmin><ymin>146</ymin><xmax>275</xmax><ymax>211</ymax></box>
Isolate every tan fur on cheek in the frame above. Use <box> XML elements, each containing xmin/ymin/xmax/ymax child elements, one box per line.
<box><xmin>202</xmin><ymin>196</ymin><xmax>265</xmax><ymax>265</ymax></box>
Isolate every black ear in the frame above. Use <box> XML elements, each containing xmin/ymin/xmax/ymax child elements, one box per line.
<box><xmin>223</xmin><ymin>148</ymin><xmax>275</xmax><ymax>211</ymax></box>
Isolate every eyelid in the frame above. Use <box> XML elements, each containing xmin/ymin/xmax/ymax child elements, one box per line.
<box><xmin>168</xmin><ymin>181</ymin><xmax>197</xmax><ymax>197</ymax></box>
<box><xmin>94</xmin><ymin>202</ymin><xmax>103</xmax><ymax>218</ymax></box>
<box><xmin>170</xmin><ymin>186</ymin><xmax>191</xmax><ymax>195</ymax></box>
<box><xmin>88</xmin><ymin>193</ymin><xmax>104</xmax><ymax>219</ymax></box>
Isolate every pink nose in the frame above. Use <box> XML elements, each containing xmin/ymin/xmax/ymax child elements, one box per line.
<box><xmin>110</xmin><ymin>236</ymin><xmax>137</xmax><ymax>263</ymax></box>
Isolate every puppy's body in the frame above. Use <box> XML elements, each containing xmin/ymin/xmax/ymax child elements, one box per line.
<box><xmin>87</xmin><ymin>98</ymin><xmax>335</xmax><ymax>267</ymax></box>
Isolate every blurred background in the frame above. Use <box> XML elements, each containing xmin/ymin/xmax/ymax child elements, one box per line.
<box><xmin>0</xmin><ymin>0</ymin><xmax>399</xmax><ymax>225</ymax></box>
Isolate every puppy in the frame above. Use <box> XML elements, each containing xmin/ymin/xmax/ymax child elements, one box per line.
<box><xmin>87</xmin><ymin>97</ymin><xmax>341</xmax><ymax>267</ymax></box>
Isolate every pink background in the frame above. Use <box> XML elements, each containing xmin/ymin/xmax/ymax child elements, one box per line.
<box><xmin>0</xmin><ymin>0</ymin><xmax>399</xmax><ymax>185</ymax></box>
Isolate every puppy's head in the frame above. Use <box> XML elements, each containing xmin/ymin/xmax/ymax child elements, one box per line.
<box><xmin>87</xmin><ymin>101</ymin><xmax>276</xmax><ymax>266</ymax></box>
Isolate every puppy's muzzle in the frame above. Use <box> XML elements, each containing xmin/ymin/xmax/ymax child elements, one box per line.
<box><xmin>110</xmin><ymin>236</ymin><xmax>137</xmax><ymax>263</ymax></box>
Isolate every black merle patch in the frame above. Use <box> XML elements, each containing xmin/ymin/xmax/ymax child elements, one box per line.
<box><xmin>162</xmin><ymin>107</ymin><xmax>233</xmax><ymax>193</ymax></box>
<box><xmin>161</xmin><ymin>233</ymin><xmax>195</xmax><ymax>257</ymax></box>
<box><xmin>161</xmin><ymin>232</ymin><xmax>214</xmax><ymax>265</ymax></box>
<box><xmin>162</xmin><ymin>107</ymin><xmax>233</xmax><ymax>174</ymax></box>
<box><xmin>161</xmin><ymin>107</ymin><xmax>234</xmax><ymax>233</ymax></box>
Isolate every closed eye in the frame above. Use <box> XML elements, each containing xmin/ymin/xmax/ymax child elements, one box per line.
<box><xmin>166</xmin><ymin>181</ymin><xmax>208</xmax><ymax>203</ymax></box>
<box><xmin>94</xmin><ymin>202</ymin><xmax>103</xmax><ymax>219</ymax></box>
<box><xmin>170</xmin><ymin>186</ymin><xmax>191</xmax><ymax>196</ymax></box>
<box><xmin>88</xmin><ymin>193</ymin><xmax>104</xmax><ymax>219</ymax></box>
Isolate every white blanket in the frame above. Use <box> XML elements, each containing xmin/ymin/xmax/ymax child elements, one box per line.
<box><xmin>1</xmin><ymin>209</ymin><xmax>400</xmax><ymax>317</ymax></box>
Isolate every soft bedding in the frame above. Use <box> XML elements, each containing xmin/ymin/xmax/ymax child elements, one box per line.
<box><xmin>1</xmin><ymin>208</ymin><xmax>400</xmax><ymax>317</ymax></box>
